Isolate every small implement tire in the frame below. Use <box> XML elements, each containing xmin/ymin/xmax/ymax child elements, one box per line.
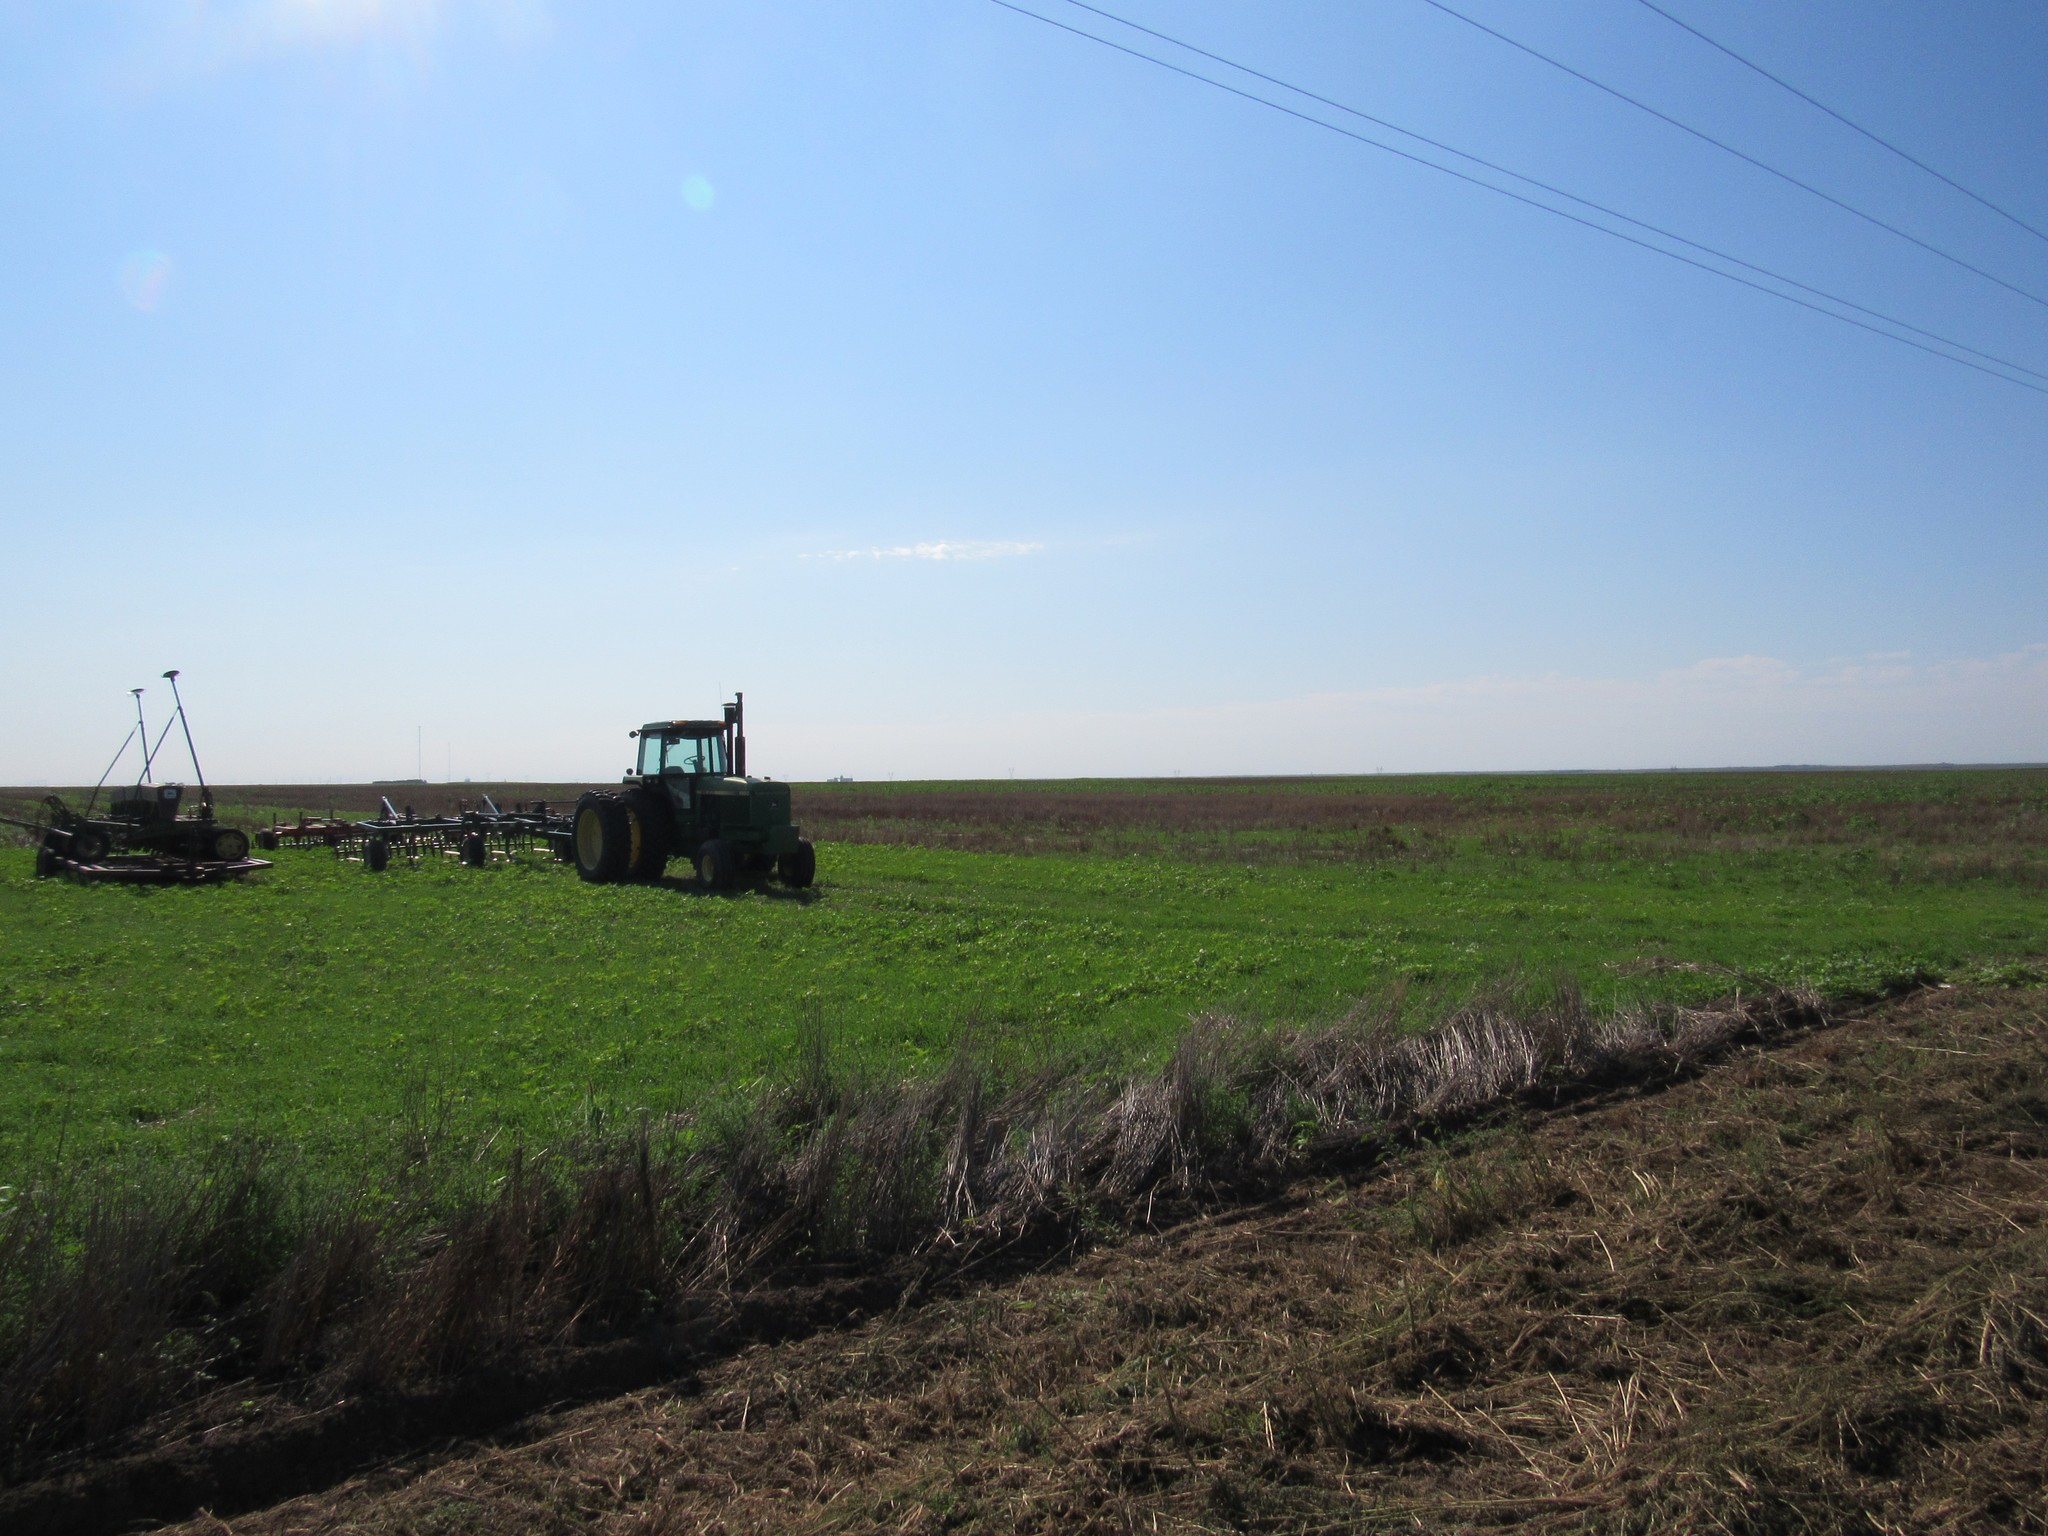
<box><xmin>34</xmin><ymin>836</ymin><xmax>59</xmax><ymax>879</ymax></box>
<box><xmin>696</xmin><ymin>838</ymin><xmax>737</xmax><ymax>890</ymax></box>
<box><xmin>70</xmin><ymin>826</ymin><xmax>111</xmax><ymax>863</ymax></box>
<box><xmin>256</xmin><ymin>829</ymin><xmax>280</xmax><ymax>852</ymax></box>
<box><xmin>777</xmin><ymin>838</ymin><xmax>816</xmax><ymax>889</ymax></box>
<box><xmin>211</xmin><ymin>828</ymin><xmax>251</xmax><ymax>862</ymax></box>
<box><xmin>624</xmin><ymin>789</ymin><xmax>671</xmax><ymax>882</ymax></box>
<box><xmin>550</xmin><ymin>833</ymin><xmax>574</xmax><ymax>863</ymax></box>
<box><xmin>573</xmin><ymin>792</ymin><xmax>632</xmax><ymax>884</ymax></box>
<box><xmin>363</xmin><ymin>836</ymin><xmax>391</xmax><ymax>873</ymax></box>
<box><xmin>460</xmin><ymin>833</ymin><xmax>488</xmax><ymax>867</ymax></box>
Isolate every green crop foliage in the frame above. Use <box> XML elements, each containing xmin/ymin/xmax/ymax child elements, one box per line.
<box><xmin>1</xmin><ymin>769</ymin><xmax>2042</xmax><ymax>1179</ymax></box>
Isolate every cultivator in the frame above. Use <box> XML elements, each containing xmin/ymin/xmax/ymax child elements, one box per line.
<box><xmin>336</xmin><ymin>796</ymin><xmax>572</xmax><ymax>871</ymax></box>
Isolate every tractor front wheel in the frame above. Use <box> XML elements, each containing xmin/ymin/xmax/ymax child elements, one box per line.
<box><xmin>696</xmin><ymin>838</ymin><xmax>737</xmax><ymax>890</ymax></box>
<box><xmin>778</xmin><ymin>839</ymin><xmax>816</xmax><ymax>889</ymax></box>
<box><xmin>70</xmin><ymin>827</ymin><xmax>111</xmax><ymax>863</ymax></box>
<box><xmin>212</xmin><ymin>828</ymin><xmax>250</xmax><ymax>862</ymax></box>
<box><xmin>573</xmin><ymin>793</ymin><xmax>632</xmax><ymax>884</ymax></box>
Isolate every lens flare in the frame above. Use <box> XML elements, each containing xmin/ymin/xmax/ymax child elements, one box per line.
<box><xmin>119</xmin><ymin>249</ymin><xmax>173</xmax><ymax>312</ymax></box>
<box><xmin>681</xmin><ymin>173</ymin><xmax>714</xmax><ymax>212</ymax></box>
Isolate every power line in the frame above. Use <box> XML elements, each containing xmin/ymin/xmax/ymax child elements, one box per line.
<box><xmin>1632</xmin><ymin>0</ymin><xmax>2048</xmax><ymax>248</ymax></box>
<box><xmin>1414</xmin><ymin>0</ymin><xmax>2048</xmax><ymax>314</ymax></box>
<box><xmin>981</xmin><ymin>0</ymin><xmax>2048</xmax><ymax>395</ymax></box>
<box><xmin>1047</xmin><ymin>0</ymin><xmax>2048</xmax><ymax>386</ymax></box>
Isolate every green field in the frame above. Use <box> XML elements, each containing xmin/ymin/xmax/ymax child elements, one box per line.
<box><xmin>2</xmin><ymin>770</ymin><xmax>2043</xmax><ymax>1178</ymax></box>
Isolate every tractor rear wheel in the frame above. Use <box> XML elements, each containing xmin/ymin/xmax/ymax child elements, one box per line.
<box><xmin>625</xmin><ymin>789</ymin><xmax>671</xmax><ymax>882</ymax></box>
<box><xmin>460</xmin><ymin>833</ymin><xmax>488</xmax><ymax>867</ymax></box>
<box><xmin>778</xmin><ymin>839</ymin><xmax>816</xmax><ymax>888</ymax></box>
<box><xmin>696</xmin><ymin>838</ymin><xmax>737</xmax><ymax>890</ymax></box>
<box><xmin>211</xmin><ymin>828</ymin><xmax>250</xmax><ymax>862</ymax></box>
<box><xmin>573</xmin><ymin>793</ymin><xmax>632</xmax><ymax>884</ymax></box>
<box><xmin>363</xmin><ymin>836</ymin><xmax>391</xmax><ymax>872</ymax></box>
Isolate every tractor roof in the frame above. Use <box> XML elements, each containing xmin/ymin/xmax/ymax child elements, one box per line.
<box><xmin>644</xmin><ymin>720</ymin><xmax>726</xmax><ymax>737</ymax></box>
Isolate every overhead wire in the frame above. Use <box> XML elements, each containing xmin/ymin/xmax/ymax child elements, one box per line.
<box><xmin>982</xmin><ymin>0</ymin><xmax>2048</xmax><ymax>395</ymax></box>
<box><xmin>1413</xmin><ymin>0</ymin><xmax>2048</xmax><ymax>313</ymax></box>
<box><xmin>1046</xmin><ymin>0</ymin><xmax>2048</xmax><ymax>387</ymax></box>
<box><xmin>1630</xmin><ymin>0</ymin><xmax>2048</xmax><ymax>248</ymax></box>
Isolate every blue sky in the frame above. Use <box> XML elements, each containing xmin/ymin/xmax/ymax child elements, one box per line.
<box><xmin>2</xmin><ymin>0</ymin><xmax>2044</xmax><ymax>782</ymax></box>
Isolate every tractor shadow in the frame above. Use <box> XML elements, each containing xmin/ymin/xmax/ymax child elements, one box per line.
<box><xmin>650</xmin><ymin>874</ymin><xmax>822</xmax><ymax>904</ymax></box>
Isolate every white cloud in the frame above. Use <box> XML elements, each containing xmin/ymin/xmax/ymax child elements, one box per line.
<box><xmin>804</xmin><ymin>540</ymin><xmax>1044</xmax><ymax>563</ymax></box>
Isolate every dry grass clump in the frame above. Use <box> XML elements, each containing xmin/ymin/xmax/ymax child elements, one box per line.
<box><xmin>169</xmin><ymin>984</ymin><xmax>2042</xmax><ymax>1536</ymax></box>
<box><xmin>0</xmin><ymin>981</ymin><xmax>1819</xmax><ymax>1510</ymax></box>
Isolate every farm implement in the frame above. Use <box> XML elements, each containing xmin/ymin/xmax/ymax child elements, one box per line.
<box><xmin>255</xmin><ymin>813</ymin><xmax>355</xmax><ymax>850</ymax></box>
<box><xmin>337</xmin><ymin>796</ymin><xmax>572</xmax><ymax>872</ymax></box>
<box><xmin>6</xmin><ymin>671</ymin><xmax>271</xmax><ymax>885</ymax></box>
<box><xmin>329</xmin><ymin>695</ymin><xmax>814</xmax><ymax>890</ymax></box>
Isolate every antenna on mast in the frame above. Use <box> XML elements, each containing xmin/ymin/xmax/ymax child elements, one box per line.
<box><xmin>162</xmin><ymin>670</ymin><xmax>212</xmax><ymax>811</ymax></box>
<box><xmin>133</xmin><ymin>689</ymin><xmax>153</xmax><ymax>784</ymax></box>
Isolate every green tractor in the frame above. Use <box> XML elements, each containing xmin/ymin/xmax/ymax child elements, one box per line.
<box><xmin>570</xmin><ymin>694</ymin><xmax>815</xmax><ymax>890</ymax></box>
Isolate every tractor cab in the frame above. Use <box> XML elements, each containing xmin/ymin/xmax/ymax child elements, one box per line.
<box><xmin>632</xmin><ymin>703</ymin><xmax>745</xmax><ymax>813</ymax></box>
<box><xmin>634</xmin><ymin>721</ymin><xmax>731</xmax><ymax>805</ymax></box>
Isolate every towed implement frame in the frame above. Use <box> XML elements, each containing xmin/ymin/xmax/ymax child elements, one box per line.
<box><xmin>337</xmin><ymin>796</ymin><xmax>572</xmax><ymax>872</ymax></box>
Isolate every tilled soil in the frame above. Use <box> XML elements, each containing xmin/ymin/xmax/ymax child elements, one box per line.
<box><xmin>147</xmin><ymin>985</ymin><xmax>2047</xmax><ymax>1535</ymax></box>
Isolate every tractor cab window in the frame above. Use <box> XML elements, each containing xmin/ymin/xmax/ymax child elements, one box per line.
<box><xmin>662</xmin><ymin>734</ymin><xmax>727</xmax><ymax>776</ymax></box>
<box><xmin>637</xmin><ymin>734</ymin><xmax>663</xmax><ymax>776</ymax></box>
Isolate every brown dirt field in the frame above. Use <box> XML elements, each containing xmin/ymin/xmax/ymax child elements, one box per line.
<box><xmin>149</xmin><ymin>985</ymin><xmax>2047</xmax><ymax>1535</ymax></box>
<box><xmin>791</xmin><ymin>774</ymin><xmax>2048</xmax><ymax>867</ymax></box>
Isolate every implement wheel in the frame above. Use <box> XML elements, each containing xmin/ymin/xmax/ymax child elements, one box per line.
<box><xmin>460</xmin><ymin>833</ymin><xmax>488</xmax><ymax>868</ymax></box>
<box><xmin>574</xmin><ymin>793</ymin><xmax>631</xmax><ymax>884</ymax></box>
<box><xmin>778</xmin><ymin>838</ymin><xmax>816</xmax><ymax>889</ymax></box>
<box><xmin>34</xmin><ymin>836</ymin><xmax>59</xmax><ymax>879</ymax></box>
<box><xmin>363</xmin><ymin>836</ymin><xmax>390</xmax><ymax>873</ymax></box>
<box><xmin>696</xmin><ymin>838</ymin><xmax>737</xmax><ymax>890</ymax></box>
<box><xmin>256</xmin><ymin>829</ymin><xmax>280</xmax><ymax>852</ymax></box>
